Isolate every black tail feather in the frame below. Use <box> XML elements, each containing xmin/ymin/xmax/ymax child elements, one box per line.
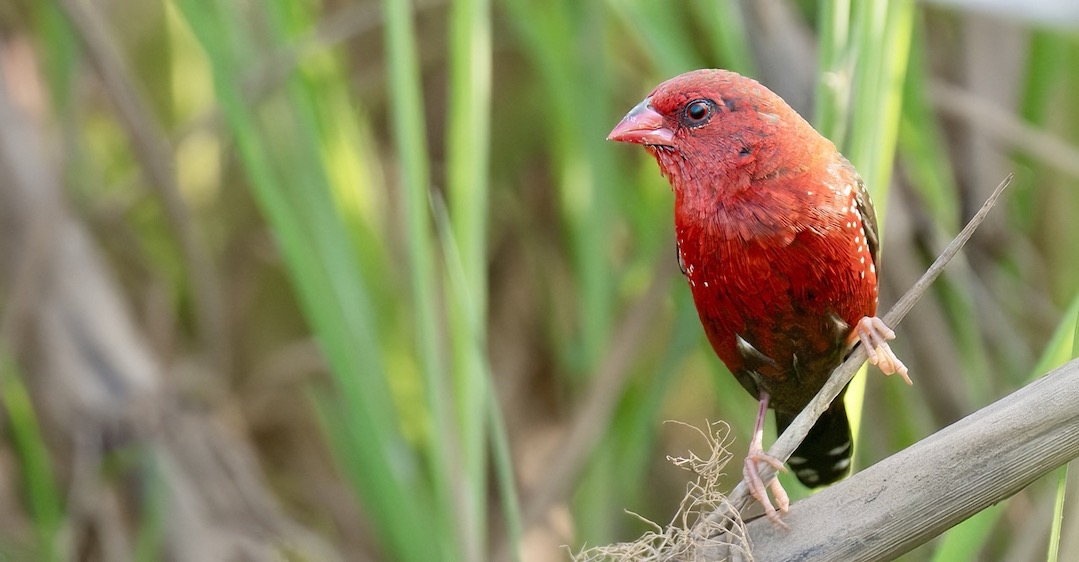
<box><xmin>775</xmin><ymin>400</ymin><xmax>852</xmax><ymax>488</ymax></box>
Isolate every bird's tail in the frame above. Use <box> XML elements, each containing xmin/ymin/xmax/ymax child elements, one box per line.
<box><xmin>775</xmin><ymin>400</ymin><xmax>852</xmax><ymax>488</ymax></box>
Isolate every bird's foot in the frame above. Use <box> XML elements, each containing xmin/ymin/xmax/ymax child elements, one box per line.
<box><xmin>854</xmin><ymin>316</ymin><xmax>911</xmax><ymax>385</ymax></box>
<box><xmin>742</xmin><ymin>447</ymin><xmax>790</xmax><ymax>528</ymax></box>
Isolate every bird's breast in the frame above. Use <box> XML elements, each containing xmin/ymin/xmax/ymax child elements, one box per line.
<box><xmin>674</xmin><ymin>188</ymin><xmax>878</xmax><ymax>410</ymax></box>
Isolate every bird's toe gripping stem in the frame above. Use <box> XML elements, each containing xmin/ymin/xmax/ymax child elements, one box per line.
<box><xmin>744</xmin><ymin>392</ymin><xmax>790</xmax><ymax>527</ymax></box>
<box><xmin>854</xmin><ymin>316</ymin><xmax>911</xmax><ymax>385</ymax></box>
<box><xmin>743</xmin><ymin>448</ymin><xmax>790</xmax><ymax>527</ymax></box>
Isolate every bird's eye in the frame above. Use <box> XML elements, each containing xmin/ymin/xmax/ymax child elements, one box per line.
<box><xmin>682</xmin><ymin>99</ymin><xmax>715</xmax><ymax>127</ymax></box>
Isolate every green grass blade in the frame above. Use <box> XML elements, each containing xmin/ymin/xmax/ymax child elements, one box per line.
<box><xmin>446</xmin><ymin>0</ymin><xmax>494</xmax><ymax>555</ymax></box>
<box><xmin>691</xmin><ymin>0</ymin><xmax>756</xmax><ymax>75</ymax></box>
<box><xmin>1048</xmin><ymin>464</ymin><xmax>1068</xmax><ymax>562</ymax></box>
<box><xmin>814</xmin><ymin>0</ymin><xmax>851</xmax><ymax>144</ymax></box>
<box><xmin>930</xmin><ymin>504</ymin><xmax>1004</xmax><ymax>562</ymax></box>
<box><xmin>847</xmin><ymin>0</ymin><xmax>914</xmax><ymax>207</ymax></box>
<box><xmin>434</xmin><ymin>191</ymin><xmax>520</xmax><ymax>558</ymax></box>
<box><xmin>32</xmin><ymin>0</ymin><xmax>78</xmax><ymax>115</ymax></box>
<box><xmin>382</xmin><ymin>0</ymin><xmax>461</xmax><ymax>556</ymax></box>
<box><xmin>1</xmin><ymin>355</ymin><xmax>63</xmax><ymax>562</ymax></box>
<box><xmin>133</xmin><ymin>452</ymin><xmax>167</xmax><ymax>562</ymax></box>
<box><xmin>1058</xmin><ymin>314</ymin><xmax>1079</xmax><ymax>562</ymax></box>
<box><xmin>1013</xmin><ymin>30</ymin><xmax>1069</xmax><ymax>230</ymax></box>
<box><xmin>897</xmin><ymin>21</ymin><xmax>959</xmax><ymax>232</ymax></box>
<box><xmin>501</xmin><ymin>0</ymin><xmax>618</xmax><ymax>374</ymax></box>
<box><xmin>488</xmin><ymin>392</ymin><xmax>523</xmax><ymax>562</ymax></box>
<box><xmin>607</xmin><ymin>0</ymin><xmax>704</xmax><ymax>73</ymax></box>
<box><xmin>846</xmin><ymin>0</ymin><xmax>885</xmax><ymax>172</ymax></box>
<box><xmin>1031</xmin><ymin>292</ymin><xmax>1079</xmax><ymax>378</ymax></box>
<box><xmin>173</xmin><ymin>1</ymin><xmax>439</xmax><ymax>559</ymax></box>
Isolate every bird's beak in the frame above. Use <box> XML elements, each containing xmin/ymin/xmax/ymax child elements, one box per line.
<box><xmin>607</xmin><ymin>97</ymin><xmax>674</xmax><ymax>146</ymax></box>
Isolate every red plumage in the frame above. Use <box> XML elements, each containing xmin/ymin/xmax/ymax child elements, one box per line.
<box><xmin>610</xmin><ymin>69</ymin><xmax>908</xmax><ymax>524</ymax></box>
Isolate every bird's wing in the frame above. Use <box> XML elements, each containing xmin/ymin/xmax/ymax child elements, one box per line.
<box><xmin>839</xmin><ymin>157</ymin><xmax>881</xmax><ymax>270</ymax></box>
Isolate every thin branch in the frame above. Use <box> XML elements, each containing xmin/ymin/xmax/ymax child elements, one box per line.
<box><xmin>710</xmin><ymin>174</ymin><xmax>1012</xmax><ymax>522</ymax></box>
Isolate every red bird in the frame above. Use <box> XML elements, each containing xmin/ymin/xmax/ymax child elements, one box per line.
<box><xmin>609</xmin><ymin>69</ymin><xmax>909</xmax><ymax>523</ymax></box>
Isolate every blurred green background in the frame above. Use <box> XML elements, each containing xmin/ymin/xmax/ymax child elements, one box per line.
<box><xmin>0</xmin><ymin>0</ymin><xmax>1078</xmax><ymax>560</ymax></box>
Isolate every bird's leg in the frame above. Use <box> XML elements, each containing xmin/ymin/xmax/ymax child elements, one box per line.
<box><xmin>853</xmin><ymin>316</ymin><xmax>911</xmax><ymax>385</ymax></box>
<box><xmin>742</xmin><ymin>391</ymin><xmax>789</xmax><ymax>526</ymax></box>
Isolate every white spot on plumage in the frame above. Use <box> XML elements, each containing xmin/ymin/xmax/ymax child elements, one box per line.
<box><xmin>833</xmin><ymin>458</ymin><xmax>851</xmax><ymax>471</ymax></box>
<box><xmin>704</xmin><ymin>281</ymin><xmax>709</xmax><ymax>287</ymax></box>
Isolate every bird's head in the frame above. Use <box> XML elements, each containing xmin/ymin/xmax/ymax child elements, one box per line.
<box><xmin>609</xmin><ymin>69</ymin><xmax>820</xmax><ymax>190</ymax></box>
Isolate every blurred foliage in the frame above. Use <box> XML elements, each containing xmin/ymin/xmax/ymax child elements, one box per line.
<box><xmin>2</xmin><ymin>0</ymin><xmax>1079</xmax><ymax>560</ymax></box>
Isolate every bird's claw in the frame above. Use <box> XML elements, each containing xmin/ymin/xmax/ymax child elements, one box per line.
<box><xmin>855</xmin><ymin>316</ymin><xmax>911</xmax><ymax>385</ymax></box>
<box><xmin>743</xmin><ymin>449</ymin><xmax>790</xmax><ymax>528</ymax></box>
